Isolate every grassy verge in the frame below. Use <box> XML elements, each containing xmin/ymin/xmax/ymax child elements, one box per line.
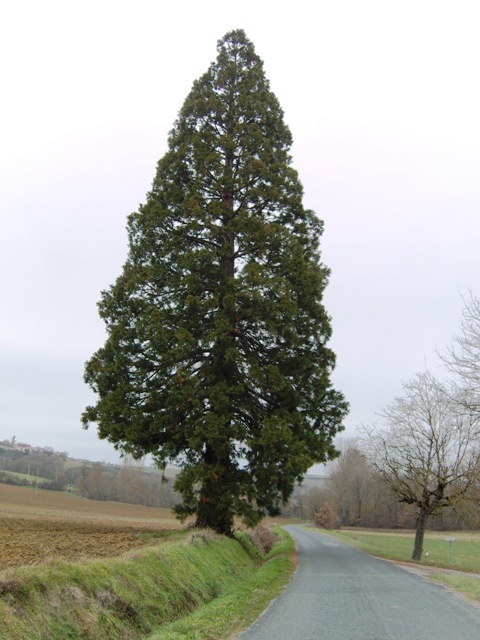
<box><xmin>317</xmin><ymin>529</ymin><xmax>480</xmax><ymax>571</ymax></box>
<box><xmin>147</xmin><ymin>528</ymin><xmax>294</xmax><ymax>639</ymax></box>
<box><xmin>428</xmin><ymin>573</ymin><xmax>480</xmax><ymax>603</ymax></box>
<box><xmin>0</xmin><ymin>528</ymin><xmax>294</xmax><ymax>640</ymax></box>
<box><xmin>313</xmin><ymin>528</ymin><xmax>480</xmax><ymax>603</ymax></box>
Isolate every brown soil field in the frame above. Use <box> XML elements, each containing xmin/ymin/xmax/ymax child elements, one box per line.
<box><xmin>0</xmin><ymin>483</ymin><xmax>184</xmax><ymax>570</ymax></box>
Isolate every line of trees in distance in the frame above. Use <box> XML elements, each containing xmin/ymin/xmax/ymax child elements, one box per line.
<box><xmin>292</xmin><ymin>438</ymin><xmax>479</xmax><ymax>532</ymax></box>
<box><xmin>0</xmin><ymin>444</ymin><xmax>180</xmax><ymax>508</ymax></box>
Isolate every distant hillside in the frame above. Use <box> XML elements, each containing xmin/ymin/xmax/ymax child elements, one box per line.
<box><xmin>0</xmin><ymin>440</ymin><xmax>179</xmax><ymax>507</ymax></box>
<box><xmin>0</xmin><ymin>438</ymin><xmax>329</xmax><ymax>512</ymax></box>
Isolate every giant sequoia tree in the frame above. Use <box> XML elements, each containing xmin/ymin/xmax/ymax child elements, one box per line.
<box><xmin>83</xmin><ymin>30</ymin><xmax>347</xmax><ymax>534</ymax></box>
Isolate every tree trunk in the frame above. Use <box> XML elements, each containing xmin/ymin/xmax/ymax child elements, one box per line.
<box><xmin>196</xmin><ymin>152</ymin><xmax>237</xmax><ymax>537</ymax></box>
<box><xmin>411</xmin><ymin>506</ymin><xmax>429</xmax><ymax>561</ymax></box>
<box><xmin>194</xmin><ymin>446</ymin><xmax>234</xmax><ymax>536</ymax></box>
<box><xmin>194</xmin><ymin>493</ymin><xmax>233</xmax><ymax>535</ymax></box>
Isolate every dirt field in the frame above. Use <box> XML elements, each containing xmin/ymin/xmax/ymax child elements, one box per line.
<box><xmin>0</xmin><ymin>483</ymin><xmax>184</xmax><ymax>570</ymax></box>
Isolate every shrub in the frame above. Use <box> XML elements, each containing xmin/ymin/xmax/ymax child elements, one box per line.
<box><xmin>314</xmin><ymin>504</ymin><xmax>337</xmax><ymax>529</ymax></box>
<box><xmin>249</xmin><ymin>525</ymin><xmax>277</xmax><ymax>555</ymax></box>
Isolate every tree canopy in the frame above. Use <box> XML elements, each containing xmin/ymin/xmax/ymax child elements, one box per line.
<box><xmin>83</xmin><ymin>29</ymin><xmax>347</xmax><ymax>534</ymax></box>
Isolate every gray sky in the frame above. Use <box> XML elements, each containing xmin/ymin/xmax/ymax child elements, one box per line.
<box><xmin>1</xmin><ymin>0</ymin><xmax>478</xmax><ymax>464</ymax></box>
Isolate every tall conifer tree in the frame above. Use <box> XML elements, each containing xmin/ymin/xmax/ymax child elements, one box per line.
<box><xmin>83</xmin><ymin>30</ymin><xmax>347</xmax><ymax>534</ymax></box>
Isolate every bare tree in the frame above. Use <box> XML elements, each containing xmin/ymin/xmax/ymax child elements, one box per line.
<box><xmin>309</xmin><ymin>439</ymin><xmax>400</xmax><ymax>528</ymax></box>
<box><xmin>360</xmin><ymin>371</ymin><xmax>480</xmax><ymax>561</ymax></box>
<box><xmin>328</xmin><ymin>445</ymin><xmax>374</xmax><ymax>526</ymax></box>
<box><xmin>440</xmin><ymin>292</ymin><xmax>480</xmax><ymax>417</ymax></box>
<box><xmin>299</xmin><ymin>486</ymin><xmax>329</xmax><ymax>520</ymax></box>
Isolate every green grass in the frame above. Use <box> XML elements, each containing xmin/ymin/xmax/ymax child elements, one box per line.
<box><xmin>429</xmin><ymin>573</ymin><xmax>480</xmax><ymax>603</ymax></box>
<box><xmin>317</xmin><ymin>529</ymin><xmax>480</xmax><ymax>572</ymax></box>
<box><xmin>0</xmin><ymin>470</ymin><xmax>50</xmax><ymax>484</ymax></box>
<box><xmin>0</xmin><ymin>528</ymin><xmax>295</xmax><ymax>640</ymax></box>
<box><xmin>147</xmin><ymin>529</ymin><xmax>295</xmax><ymax>639</ymax></box>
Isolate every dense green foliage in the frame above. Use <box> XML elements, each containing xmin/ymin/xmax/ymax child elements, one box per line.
<box><xmin>83</xmin><ymin>29</ymin><xmax>347</xmax><ymax>533</ymax></box>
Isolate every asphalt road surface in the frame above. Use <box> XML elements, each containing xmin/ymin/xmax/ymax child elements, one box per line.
<box><xmin>239</xmin><ymin>525</ymin><xmax>480</xmax><ymax>640</ymax></box>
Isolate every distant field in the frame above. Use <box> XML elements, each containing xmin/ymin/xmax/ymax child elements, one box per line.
<box><xmin>0</xmin><ymin>470</ymin><xmax>50</xmax><ymax>484</ymax></box>
<box><xmin>0</xmin><ymin>483</ymin><xmax>184</xmax><ymax>570</ymax></box>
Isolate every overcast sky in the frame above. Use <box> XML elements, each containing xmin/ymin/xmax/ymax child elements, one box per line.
<box><xmin>0</xmin><ymin>0</ymin><xmax>478</xmax><ymax>465</ymax></box>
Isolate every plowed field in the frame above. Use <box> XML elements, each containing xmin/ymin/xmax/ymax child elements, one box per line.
<box><xmin>0</xmin><ymin>483</ymin><xmax>183</xmax><ymax>570</ymax></box>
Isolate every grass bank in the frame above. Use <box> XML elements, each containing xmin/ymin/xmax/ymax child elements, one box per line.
<box><xmin>0</xmin><ymin>528</ymin><xmax>294</xmax><ymax>640</ymax></box>
<box><xmin>147</xmin><ymin>529</ymin><xmax>294</xmax><ymax>639</ymax></box>
<box><xmin>315</xmin><ymin>528</ymin><xmax>480</xmax><ymax>603</ymax></box>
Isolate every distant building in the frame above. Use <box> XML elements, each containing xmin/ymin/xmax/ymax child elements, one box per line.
<box><xmin>15</xmin><ymin>442</ymin><xmax>32</xmax><ymax>452</ymax></box>
<box><xmin>12</xmin><ymin>443</ymin><xmax>55</xmax><ymax>455</ymax></box>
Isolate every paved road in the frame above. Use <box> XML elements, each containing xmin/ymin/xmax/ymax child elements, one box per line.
<box><xmin>239</xmin><ymin>525</ymin><xmax>480</xmax><ymax>640</ymax></box>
